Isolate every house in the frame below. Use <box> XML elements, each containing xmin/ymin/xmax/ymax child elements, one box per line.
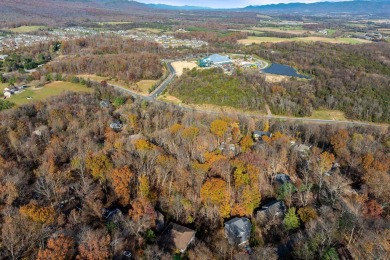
<box><xmin>109</xmin><ymin>120</ymin><xmax>123</xmax><ymax>130</ymax></box>
<box><xmin>252</xmin><ymin>130</ymin><xmax>272</xmax><ymax>141</ymax></box>
<box><xmin>155</xmin><ymin>210</ymin><xmax>165</xmax><ymax>232</ymax></box>
<box><xmin>256</xmin><ymin>200</ymin><xmax>286</xmax><ymax>221</ymax></box>
<box><xmin>275</xmin><ymin>173</ymin><xmax>292</xmax><ymax>185</ymax></box>
<box><xmin>293</xmin><ymin>143</ymin><xmax>311</xmax><ymax>157</ymax></box>
<box><xmin>99</xmin><ymin>100</ymin><xmax>110</xmax><ymax>108</ymax></box>
<box><xmin>0</xmin><ymin>54</ymin><xmax>8</xmax><ymax>60</ymax></box>
<box><xmin>224</xmin><ymin>217</ymin><xmax>252</xmax><ymax>246</ymax></box>
<box><xmin>158</xmin><ymin>223</ymin><xmax>195</xmax><ymax>253</ymax></box>
<box><xmin>199</xmin><ymin>54</ymin><xmax>232</xmax><ymax>67</ymax></box>
<box><xmin>3</xmin><ymin>91</ymin><xmax>11</xmax><ymax>98</ymax></box>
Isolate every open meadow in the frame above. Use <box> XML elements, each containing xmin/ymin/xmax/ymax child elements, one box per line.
<box><xmin>1</xmin><ymin>81</ymin><xmax>92</xmax><ymax>106</ymax></box>
<box><xmin>8</xmin><ymin>26</ymin><xmax>47</xmax><ymax>33</ymax></box>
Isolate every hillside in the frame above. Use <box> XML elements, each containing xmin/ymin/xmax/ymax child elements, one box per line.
<box><xmin>243</xmin><ymin>0</ymin><xmax>390</xmax><ymax>15</ymax></box>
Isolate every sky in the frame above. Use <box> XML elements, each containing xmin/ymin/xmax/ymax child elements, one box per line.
<box><xmin>136</xmin><ymin>0</ymin><xmax>349</xmax><ymax>8</ymax></box>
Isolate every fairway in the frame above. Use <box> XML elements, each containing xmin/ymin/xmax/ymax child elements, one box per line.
<box><xmin>238</xmin><ymin>36</ymin><xmax>370</xmax><ymax>45</ymax></box>
<box><xmin>8</xmin><ymin>26</ymin><xmax>46</xmax><ymax>33</ymax></box>
<box><xmin>2</xmin><ymin>81</ymin><xmax>92</xmax><ymax>106</ymax></box>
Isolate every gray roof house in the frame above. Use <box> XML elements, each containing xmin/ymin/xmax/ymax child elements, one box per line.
<box><xmin>224</xmin><ymin>217</ymin><xmax>252</xmax><ymax>246</ymax></box>
<box><xmin>109</xmin><ymin>120</ymin><xmax>123</xmax><ymax>130</ymax></box>
<box><xmin>256</xmin><ymin>200</ymin><xmax>286</xmax><ymax>221</ymax></box>
<box><xmin>275</xmin><ymin>173</ymin><xmax>292</xmax><ymax>185</ymax></box>
<box><xmin>293</xmin><ymin>144</ymin><xmax>311</xmax><ymax>157</ymax></box>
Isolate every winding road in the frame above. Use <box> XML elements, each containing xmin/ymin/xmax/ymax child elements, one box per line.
<box><xmin>105</xmin><ymin>60</ymin><xmax>386</xmax><ymax>128</ymax></box>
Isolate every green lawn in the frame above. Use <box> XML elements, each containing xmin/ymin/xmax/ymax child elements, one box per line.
<box><xmin>9</xmin><ymin>26</ymin><xmax>47</xmax><ymax>33</ymax></box>
<box><xmin>2</xmin><ymin>81</ymin><xmax>93</xmax><ymax>106</ymax></box>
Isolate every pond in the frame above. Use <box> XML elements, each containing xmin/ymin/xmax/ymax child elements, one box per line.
<box><xmin>262</xmin><ymin>63</ymin><xmax>310</xmax><ymax>79</ymax></box>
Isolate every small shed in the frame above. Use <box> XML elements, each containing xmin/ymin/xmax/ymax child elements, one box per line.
<box><xmin>224</xmin><ymin>217</ymin><xmax>252</xmax><ymax>246</ymax></box>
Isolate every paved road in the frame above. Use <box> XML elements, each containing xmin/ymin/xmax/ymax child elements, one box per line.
<box><xmin>104</xmin><ymin>60</ymin><xmax>386</xmax><ymax>128</ymax></box>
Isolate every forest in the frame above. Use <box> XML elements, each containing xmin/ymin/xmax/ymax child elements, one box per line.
<box><xmin>0</xmin><ymin>83</ymin><xmax>388</xmax><ymax>259</ymax></box>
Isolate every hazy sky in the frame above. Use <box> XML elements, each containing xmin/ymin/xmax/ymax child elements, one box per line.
<box><xmin>137</xmin><ymin>0</ymin><xmax>348</xmax><ymax>8</ymax></box>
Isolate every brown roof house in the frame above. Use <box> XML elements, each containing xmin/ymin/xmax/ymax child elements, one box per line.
<box><xmin>159</xmin><ymin>223</ymin><xmax>196</xmax><ymax>253</ymax></box>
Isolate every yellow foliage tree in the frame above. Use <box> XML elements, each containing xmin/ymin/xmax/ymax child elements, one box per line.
<box><xmin>139</xmin><ymin>175</ymin><xmax>150</xmax><ymax>198</ymax></box>
<box><xmin>134</xmin><ymin>139</ymin><xmax>155</xmax><ymax>151</ymax></box>
<box><xmin>86</xmin><ymin>153</ymin><xmax>112</xmax><ymax>182</ymax></box>
<box><xmin>200</xmin><ymin>178</ymin><xmax>228</xmax><ymax>205</ymax></box>
<box><xmin>242</xmin><ymin>186</ymin><xmax>261</xmax><ymax>216</ymax></box>
<box><xmin>210</xmin><ymin>119</ymin><xmax>228</xmax><ymax>141</ymax></box>
<box><xmin>20</xmin><ymin>202</ymin><xmax>55</xmax><ymax>224</ymax></box>
<box><xmin>240</xmin><ymin>135</ymin><xmax>254</xmax><ymax>152</ymax></box>
<box><xmin>182</xmin><ymin>126</ymin><xmax>200</xmax><ymax>141</ymax></box>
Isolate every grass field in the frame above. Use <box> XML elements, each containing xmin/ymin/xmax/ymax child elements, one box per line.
<box><xmin>250</xmin><ymin>27</ymin><xmax>312</xmax><ymax>35</ymax></box>
<box><xmin>136</xmin><ymin>80</ymin><xmax>158</xmax><ymax>94</ymax></box>
<box><xmin>8</xmin><ymin>26</ymin><xmax>46</xmax><ymax>33</ymax></box>
<box><xmin>1</xmin><ymin>81</ymin><xmax>92</xmax><ymax>106</ymax></box>
<box><xmin>238</xmin><ymin>36</ymin><xmax>370</xmax><ymax>45</ymax></box>
<box><xmin>308</xmin><ymin>110</ymin><xmax>346</xmax><ymax>121</ymax></box>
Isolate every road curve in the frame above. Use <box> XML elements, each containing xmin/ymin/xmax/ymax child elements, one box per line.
<box><xmin>105</xmin><ymin>61</ymin><xmax>386</xmax><ymax>128</ymax></box>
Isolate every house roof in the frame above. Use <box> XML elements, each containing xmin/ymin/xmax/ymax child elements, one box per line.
<box><xmin>159</xmin><ymin>223</ymin><xmax>195</xmax><ymax>252</ymax></box>
<box><xmin>224</xmin><ymin>217</ymin><xmax>252</xmax><ymax>245</ymax></box>
<box><xmin>294</xmin><ymin>144</ymin><xmax>311</xmax><ymax>153</ymax></box>
<box><xmin>275</xmin><ymin>173</ymin><xmax>292</xmax><ymax>184</ymax></box>
<box><xmin>209</xmin><ymin>54</ymin><xmax>231</xmax><ymax>63</ymax></box>
<box><xmin>257</xmin><ymin>200</ymin><xmax>286</xmax><ymax>218</ymax></box>
<box><xmin>253</xmin><ymin>130</ymin><xmax>272</xmax><ymax>137</ymax></box>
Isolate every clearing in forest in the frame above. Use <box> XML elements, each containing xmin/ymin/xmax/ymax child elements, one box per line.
<box><xmin>2</xmin><ymin>81</ymin><xmax>92</xmax><ymax>106</ymax></box>
<box><xmin>8</xmin><ymin>26</ymin><xmax>47</xmax><ymax>33</ymax></box>
<box><xmin>171</xmin><ymin>61</ymin><xmax>199</xmax><ymax>76</ymax></box>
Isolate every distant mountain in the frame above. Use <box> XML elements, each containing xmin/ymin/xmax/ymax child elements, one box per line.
<box><xmin>147</xmin><ymin>3</ymin><xmax>211</xmax><ymax>10</ymax></box>
<box><xmin>243</xmin><ymin>0</ymin><xmax>390</xmax><ymax>15</ymax></box>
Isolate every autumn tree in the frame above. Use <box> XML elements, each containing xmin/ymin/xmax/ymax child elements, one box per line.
<box><xmin>239</xmin><ymin>135</ymin><xmax>254</xmax><ymax>152</ymax></box>
<box><xmin>362</xmin><ymin>200</ymin><xmax>383</xmax><ymax>218</ymax></box>
<box><xmin>200</xmin><ymin>178</ymin><xmax>228</xmax><ymax>205</ymax></box>
<box><xmin>77</xmin><ymin>228</ymin><xmax>111</xmax><ymax>260</ymax></box>
<box><xmin>242</xmin><ymin>186</ymin><xmax>261</xmax><ymax>216</ymax></box>
<box><xmin>210</xmin><ymin>119</ymin><xmax>228</xmax><ymax>143</ymax></box>
<box><xmin>37</xmin><ymin>234</ymin><xmax>74</xmax><ymax>260</ymax></box>
<box><xmin>109</xmin><ymin>167</ymin><xmax>134</xmax><ymax>206</ymax></box>
<box><xmin>19</xmin><ymin>202</ymin><xmax>55</xmax><ymax>224</ymax></box>
<box><xmin>86</xmin><ymin>153</ymin><xmax>112</xmax><ymax>183</ymax></box>
<box><xmin>297</xmin><ymin>206</ymin><xmax>317</xmax><ymax>223</ymax></box>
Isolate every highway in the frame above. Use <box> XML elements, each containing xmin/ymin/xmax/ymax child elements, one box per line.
<box><xmin>104</xmin><ymin>60</ymin><xmax>386</xmax><ymax>128</ymax></box>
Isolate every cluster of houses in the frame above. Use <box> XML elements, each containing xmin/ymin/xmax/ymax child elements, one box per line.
<box><xmin>126</xmin><ymin>32</ymin><xmax>208</xmax><ymax>49</ymax></box>
<box><xmin>3</xmin><ymin>85</ymin><xmax>27</xmax><ymax>99</ymax></box>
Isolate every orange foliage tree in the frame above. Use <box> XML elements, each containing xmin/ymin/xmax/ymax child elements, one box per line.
<box><xmin>239</xmin><ymin>135</ymin><xmax>254</xmax><ymax>152</ymax></box>
<box><xmin>37</xmin><ymin>234</ymin><xmax>74</xmax><ymax>260</ymax></box>
<box><xmin>109</xmin><ymin>167</ymin><xmax>134</xmax><ymax>206</ymax></box>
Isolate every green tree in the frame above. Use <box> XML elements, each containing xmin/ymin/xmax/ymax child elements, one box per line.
<box><xmin>321</xmin><ymin>247</ymin><xmax>339</xmax><ymax>260</ymax></box>
<box><xmin>284</xmin><ymin>207</ymin><xmax>300</xmax><ymax>231</ymax></box>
